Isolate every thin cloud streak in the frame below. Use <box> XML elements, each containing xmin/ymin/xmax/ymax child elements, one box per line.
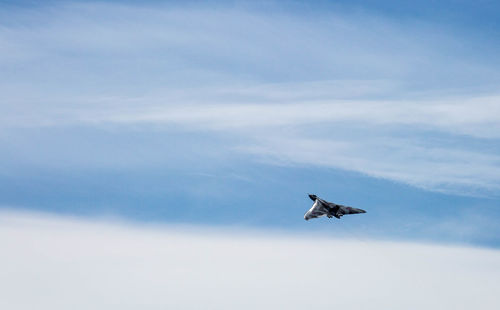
<box><xmin>76</xmin><ymin>94</ymin><xmax>500</xmax><ymax>139</ymax></box>
<box><xmin>238</xmin><ymin>135</ymin><xmax>500</xmax><ymax>195</ymax></box>
<box><xmin>1</xmin><ymin>212</ymin><xmax>499</xmax><ymax>310</ymax></box>
<box><xmin>4</xmin><ymin>88</ymin><xmax>500</xmax><ymax>138</ymax></box>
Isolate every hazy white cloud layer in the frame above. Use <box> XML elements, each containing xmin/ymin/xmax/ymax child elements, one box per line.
<box><xmin>1</xmin><ymin>2</ymin><xmax>500</xmax><ymax>194</ymax></box>
<box><xmin>1</xmin><ymin>212</ymin><xmax>499</xmax><ymax>310</ymax></box>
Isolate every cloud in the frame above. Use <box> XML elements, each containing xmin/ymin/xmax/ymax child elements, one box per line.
<box><xmin>1</xmin><ymin>211</ymin><xmax>499</xmax><ymax>310</ymax></box>
<box><xmin>3</xmin><ymin>89</ymin><xmax>500</xmax><ymax>194</ymax></box>
<box><xmin>1</xmin><ymin>2</ymin><xmax>500</xmax><ymax>195</ymax></box>
<box><xmin>1</xmin><ymin>2</ymin><xmax>498</xmax><ymax>94</ymax></box>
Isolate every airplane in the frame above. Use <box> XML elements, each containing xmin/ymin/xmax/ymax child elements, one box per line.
<box><xmin>304</xmin><ymin>194</ymin><xmax>366</xmax><ymax>221</ymax></box>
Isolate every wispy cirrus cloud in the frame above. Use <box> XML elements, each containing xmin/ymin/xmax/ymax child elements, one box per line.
<box><xmin>1</xmin><ymin>2</ymin><xmax>500</xmax><ymax>195</ymax></box>
<box><xmin>3</xmin><ymin>88</ymin><xmax>500</xmax><ymax>194</ymax></box>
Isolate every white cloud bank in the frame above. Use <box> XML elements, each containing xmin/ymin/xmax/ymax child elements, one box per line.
<box><xmin>1</xmin><ymin>211</ymin><xmax>499</xmax><ymax>310</ymax></box>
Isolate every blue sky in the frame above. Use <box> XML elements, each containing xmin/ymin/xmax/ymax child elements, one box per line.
<box><xmin>2</xmin><ymin>0</ymin><xmax>500</xmax><ymax>247</ymax></box>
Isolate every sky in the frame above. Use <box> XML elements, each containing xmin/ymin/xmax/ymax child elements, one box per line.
<box><xmin>2</xmin><ymin>0</ymin><xmax>500</xmax><ymax>245</ymax></box>
<box><xmin>2</xmin><ymin>1</ymin><xmax>500</xmax><ymax>308</ymax></box>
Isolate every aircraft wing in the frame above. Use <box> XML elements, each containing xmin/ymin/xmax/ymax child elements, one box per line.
<box><xmin>339</xmin><ymin>205</ymin><xmax>366</xmax><ymax>215</ymax></box>
<box><xmin>304</xmin><ymin>200</ymin><xmax>330</xmax><ymax>220</ymax></box>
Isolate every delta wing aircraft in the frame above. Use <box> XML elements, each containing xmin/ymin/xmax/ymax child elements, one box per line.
<box><xmin>304</xmin><ymin>194</ymin><xmax>366</xmax><ymax>220</ymax></box>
